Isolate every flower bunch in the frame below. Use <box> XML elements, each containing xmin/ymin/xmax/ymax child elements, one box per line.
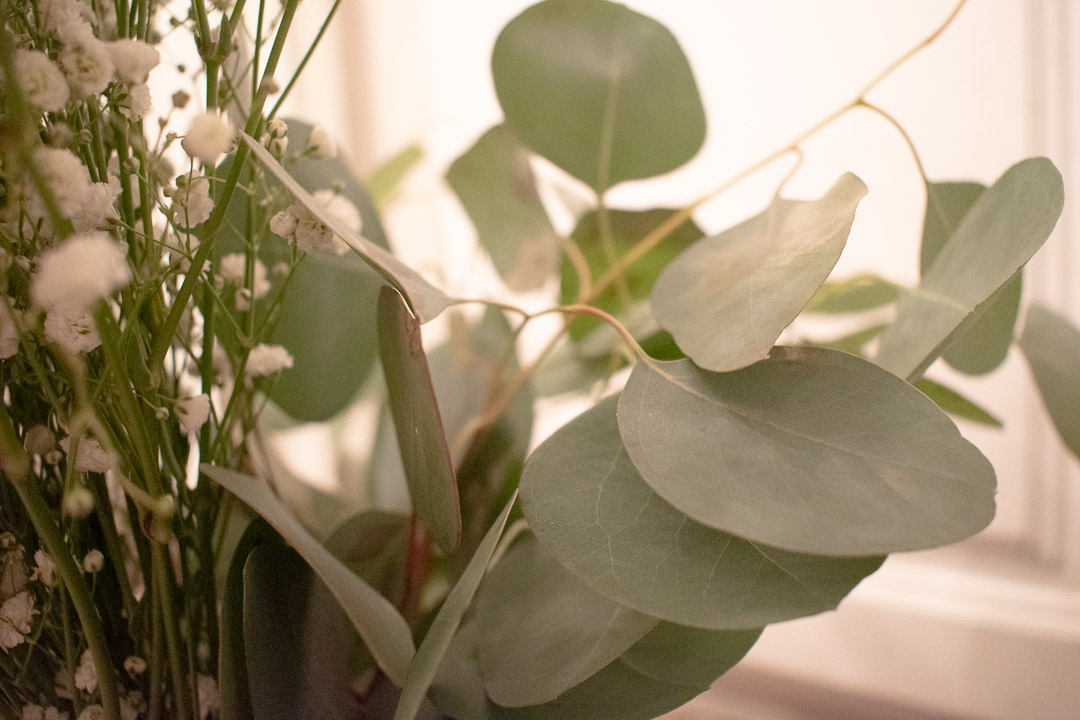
<box><xmin>0</xmin><ymin>1</ymin><xmax>348</xmax><ymax>717</ymax></box>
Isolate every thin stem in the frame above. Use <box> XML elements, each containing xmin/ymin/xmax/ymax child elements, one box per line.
<box><xmin>154</xmin><ymin>546</ymin><xmax>193</xmax><ymax>720</ymax></box>
<box><xmin>268</xmin><ymin>0</ymin><xmax>345</xmax><ymax>120</ymax></box>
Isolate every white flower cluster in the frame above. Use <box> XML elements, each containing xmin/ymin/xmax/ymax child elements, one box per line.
<box><xmin>269</xmin><ymin>190</ymin><xmax>363</xmax><ymax>255</ymax></box>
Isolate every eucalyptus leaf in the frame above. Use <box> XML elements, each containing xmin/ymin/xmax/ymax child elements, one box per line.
<box><xmin>489</xmin><ymin>655</ymin><xmax>711</xmax><ymax>720</ymax></box>
<box><xmin>324</xmin><ymin>511</ymin><xmax>411</xmax><ymax>608</ymax></box>
<box><xmin>805</xmin><ymin>273</ymin><xmax>899</xmax><ymax>314</ymax></box>
<box><xmin>1019</xmin><ymin>305</ymin><xmax>1080</xmax><ymax>460</ymax></box>
<box><xmin>369</xmin><ymin>143</ymin><xmax>423</xmax><ymax>210</ymax></box>
<box><xmin>808</xmin><ymin>323</ymin><xmax>887</xmax><ymax>356</ymax></box>
<box><xmin>560</xmin><ymin>209</ymin><xmax>703</xmax><ymax>341</ymax></box>
<box><xmin>653</xmin><ymin>173</ymin><xmax>867</xmax><ymax>372</ymax></box>
<box><xmin>447</xmin><ymin>125</ymin><xmax>559</xmax><ymax>291</ymax></box>
<box><xmin>202</xmin><ymin>465</ymin><xmax>416</xmax><ymax>686</ymax></box>
<box><xmin>922</xmin><ymin>181</ymin><xmax>1021</xmax><ymax>375</ymax></box>
<box><xmin>521</xmin><ymin>396</ymin><xmax>884</xmax><ymax>628</ymax></box>
<box><xmin>378</xmin><ymin>286</ymin><xmax>461</xmax><ymax>554</ymax></box>
<box><xmin>876</xmin><ymin>157</ymin><xmax>1063</xmax><ymax>381</ymax></box>
<box><xmin>617</xmin><ymin>349</ymin><xmax>997</xmax><ymax>556</ymax></box>
<box><xmin>243</xmin><ymin>134</ymin><xmax>453</xmax><ymax>322</ymax></box>
<box><xmin>477</xmin><ymin>536</ymin><xmax>658</xmax><ymax>708</ymax></box>
<box><xmin>394</xmin><ymin>495</ymin><xmax>517</xmax><ymax>720</ymax></box>
<box><xmin>617</xmin><ymin>622</ymin><xmax>761</xmax><ymax>688</ymax></box>
<box><xmin>914</xmin><ymin>377</ymin><xmax>1002</xmax><ymax>428</ymax></box>
<box><xmin>429</xmin><ymin>617</ymin><xmax>489</xmax><ymax>720</ymax></box>
<box><xmin>492</xmin><ymin>0</ymin><xmax>705</xmax><ymax>192</ymax></box>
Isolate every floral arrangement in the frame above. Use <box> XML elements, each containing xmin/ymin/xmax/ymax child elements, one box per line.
<box><xmin>0</xmin><ymin>1</ymin><xmax>1068</xmax><ymax>720</ymax></box>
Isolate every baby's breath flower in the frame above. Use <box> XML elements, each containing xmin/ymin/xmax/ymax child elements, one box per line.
<box><xmin>0</xmin><ymin>591</ymin><xmax>38</xmax><ymax>651</ymax></box>
<box><xmin>116</xmin><ymin>82</ymin><xmax>152</xmax><ymax>121</ymax></box>
<box><xmin>75</xmin><ymin>648</ymin><xmax>97</xmax><ymax>693</ymax></box>
<box><xmin>268</xmin><ymin>209</ymin><xmax>298</xmax><ymax>239</ymax></box>
<box><xmin>58</xmin><ymin>25</ymin><xmax>115</xmax><ymax>97</ymax></box>
<box><xmin>20</xmin><ymin>146</ymin><xmax>93</xmax><ymax>234</ymax></box>
<box><xmin>13</xmin><ymin>49</ymin><xmax>70</xmax><ymax>112</ymax></box>
<box><xmin>307</xmin><ymin>125</ymin><xmax>337</xmax><ymax>158</ymax></box>
<box><xmin>59</xmin><ymin>436</ymin><xmax>113</xmax><ymax>473</ymax></box>
<box><xmin>107</xmin><ymin>38</ymin><xmax>160</xmax><ymax>84</ymax></box>
<box><xmin>44</xmin><ymin>303</ymin><xmax>101</xmax><ymax>354</ymax></box>
<box><xmin>76</xmin><ymin>704</ymin><xmax>103</xmax><ymax>720</ymax></box>
<box><xmin>63</xmin><ymin>487</ymin><xmax>94</xmax><ymax>518</ymax></box>
<box><xmin>198</xmin><ymin>675</ymin><xmax>220</xmax><ymax>720</ymax></box>
<box><xmin>37</xmin><ymin>0</ymin><xmax>93</xmax><ymax>36</ymax></box>
<box><xmin>175</xmin><ymin>394</ymin><xmax>210</xmax><ymax>434</ymax></box>
<box><xmin>0</xmin><ymin>537</ymin><xmax>29</xmax><ymax>598</ymax></box>
<box><xmin>182</xmin><ymin>112</ymin><xmax>233</xmax><ymax>165</ymax></box>
<box><xmin>24</xmin><ymin>426</ymin><xmax>57</xmax><ymax>458</ymax></box>
<box><xmin>32</xmin><ymin>550</ymin><xmax>59</xmax><ymax>587</ymax></box>
<box><xmin>166</xmin><ymin>173</ymin><xmax>214</xmax><ymax>228</ymax></box>
<box><xmin>246</xmin><ymin>343</ymin><xmax>293</xmax><ymax>378</ymax></box>
<box><xmin>219</xmin><ymin>254</ymin><xmax>270</xmax><ymax>302</ymax></box>
<box><xmin>70</xmin><ymin>181</ymin><xmax>120</xmax><ymax>234</ymax></box>
<box><xmin>313</xmin><ymin>189</ymin><xmax>363</xmax><ymax>255</ymax></box>
<box><xmin>82</xmin><ymin>549</ymin><xmax>104</xmax><ymax>573</ymax></box>
<box><xmin>31</xmin><ymin>232</ymin><xmax>131</xmax><ymax>311</ymax></box>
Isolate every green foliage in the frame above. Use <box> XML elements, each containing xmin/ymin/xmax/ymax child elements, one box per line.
<box><xmin>1020</xmin><ymin>305</ymin><xmax>1080</xmax><ymax>460</ymax></box>
<box><xmin>447</xmin><ymin>126</ymin><xmax>560</xmax><ymax>291</ymax></box>
<box><xmin>876</xmin><ymin>157</ymin><xmax>1063</xmax><ymax>381</ymax></box>
<box><xmin>377</xmin><ymin>286</ymin><xmax>461</xmax><ymax>554</ymax></box>
<box><xmin>653</xmin><ymin>174</ymin><xmax>867</xmax><ymax>371</ymax></box>
<box><xmin>491</xmin><ymin>0</ymin><xmax>706</xmax><ymax>192</ymax></box>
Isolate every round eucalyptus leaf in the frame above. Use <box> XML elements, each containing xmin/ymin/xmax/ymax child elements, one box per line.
<box><xmin>520</xmin><ymin>396</ymin><xmax>883</xmax><ymax>628</ymax></box>
<box><xmin>492</xmin><ymin>0</ymin><xmax>706</xmax><ymax>192</ymax></box>
<box><xmin>1019</xmin><ymin>305</ymin><xmax>1080</xmax><ymax>461</ymax></box>
<box><xmin>617</xmin><ymin>349</ymin><xmax>997</xmax><ymax>556</ymax></box>
<box><xmin>652</xmin><ymin>173</ymin><xmax>867</xmax><ymax>372</ymax></box>
<box><xmin>618</xmin><ymin>622</ymin><xmax>761</xmax><ymax>688</ymax></box>
<box><xmin>476</xmin><ymin>537</ymin><xmax>657</xmax><ymax>708</ymax></box>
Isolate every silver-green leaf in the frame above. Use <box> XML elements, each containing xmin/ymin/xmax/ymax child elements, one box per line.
<box><xmin>476</xmin><ymin>536</ymin><xmax>658</xmax><ymax>708</ymax></box>
<box><xmin>617</xmin><ymin>350</ymin><xmax>997</xmax><ymax>556</ymax></box>
<box><xmin>492</xmin><ymin>0</ymin><xmax>705</xmax><ymax>192</ymax></box>
<box><xmin>876</xmin><ymin>157</ymin><xmax>1063</xmax><ymax>381</ymax></box>
<box><xmin>520</xmin><ymin>396</ymin><xmax>884</xmax><ymax>628</ymax></box>
<box><xmin>652</xmin><ymin>173</ymin><xmax>867</xmax><ymax>372</ymax></box>
<box><xmin>1019</xmin><ymin>305</ymin><xmax>1080</xmax><ymax>461</ymax></box>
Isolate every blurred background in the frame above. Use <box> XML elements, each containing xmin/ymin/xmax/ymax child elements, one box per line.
<box><xmin>267</xmin><ymin>1</ymin><xmax>1080</xmax><ymax>717</ymax></box>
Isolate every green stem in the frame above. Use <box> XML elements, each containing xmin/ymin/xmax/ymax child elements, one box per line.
<box><xmin>267</xmin><ymin>0</ymin><xmax>345</xmax><ymax>120</ymax></box>
<box><xmin>154</xmin><ymin>546</ymin><xmax>193</xmax><ymax>720</ymax></box>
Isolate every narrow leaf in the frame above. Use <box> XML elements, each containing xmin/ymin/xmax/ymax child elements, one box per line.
<box><xmin>1019</xmin><ymin>305</ymin><xmax>1080</xmax><ymax>460</ymax></box>
<box><xmin>378</xmin><ymin>286</ymin><xmax>462</xmax><ymax>554</ymax></box>
<box><xmin>653</xmin><ymin>173</ymin><xmax>867</xmax><ymax>372</ymax></box>
<box><xmin>243</xmin><ymin>134</ymin><xmax>452</xmax><ymax>322</ymax></box>
<box><xmin>876</xmin><ymin>158</ymin><xmax>1063</xmax><ymax>381</ymax></box>
<box><xmin>477</xmin><ymin>536</ymin><xmax>657</xmax><ymax>707</ymax></box>
<box><xmin>202</xmin><ymin>465</ymin><xmax>416</xmax><ymax>686</ymax></box>
<box><xmin>617</xmin><ymin>349</ymin><xmax>996</xmax><ymax>556</ymax></box>
<box><xmin>521</xmin><ymin>396</ymin><xmax>883</xmax><ymax>628</ymax></box>
<box><xmin>914</xmin><ymin>378</ymin><xmax>1002</xmax><ymax>428</ymax></box>
<box><xmin>922</xmin><ymin>181</ymin><xmax>1021</xmax><ymax>375</ymax></box>
<box><xmin>394</xmin><ymin>494</ymin><xmax>517</xmax><ymax>720</ymax></box>
<box><xmin>492</xmin><ymin>0</ymin><xmax>706</xmax><ymax>192</ymax></box>
<box><xmin>447</xmin><ymin>125</ymin><xmax>559</xmax><ymax>291</ymax></box>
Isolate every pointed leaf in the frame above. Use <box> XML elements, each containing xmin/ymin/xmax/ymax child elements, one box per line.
<box><xmin>617</xmin><ymin>349</ymin><xmax>997</xmax><ymax>556</ymax></box>
<box><xmin>808</xmin><ymin>323</ymin><xmax>887</xmax><ymax>356</ymax></box>
<box><xmin>914</xmin><ymin>378</ymin><xmax>1002</xmax><ymax>428</ymax></box>
<box><xmin>202</xmin><ymin>465</ymin><xmax>416</xmax><ymax>686</ymax></box>
<box><xmin>378</xmin><ymin>286</ymin><xmax>461</xmax><ymax>554</ymax></box>
<box><xmin>447</xmin><ymin>126</ymin><xmax>559</xmax><ymax>291</ymax></box>
<box><xmin>243</xmin><ymin>133</ymin><xmax>452</xmax><ymax>322</ymax></box>
<box><xmin>560</xmin><ymin>209</ymin><xmax>703</xmax><ymax>341</ymax></box>
<box><xmin>876</xmin><ymin>158</ymin><xmax>1063</xmax><ymax>381</ymax></box>
<box><xmin>805</xmin><ymin>273</ymin><xmax>899</xmax><ymax>314</ymax></box>
<box><xmin>324</xmin><ymin>511</ymin><xmax>411</xmax><ymax>607</ymax></box>
<box><xmin>492</xmin><ymin>0</ymin><xmax>705</xmax><ymax>192</ymax></box>
<box><xmin>653</xmin><ymin>173</ymin><xmax>867</xmax><ymax>372</ymax></box>
<box><xmin>394</xmin><ymin>494</ymin><xmax>517</xmax><ymax>720</ymax></box>
<box><xmin>922</xmin><ymin>181</ymin><xmax>1022</xmax><ymax>375</ymax></box>
<box><xmin>477</xmin><ymin>536</ymin><xmax>658</xmax><ymax>707</ymax></box>
<box><xmin>369</xmin><ymin>144</ymin><xmax>423</xmax><ymax>210</ymax></box>
<box><xmin>429</xmin><ymin>616</ymin><xmax>489</xmax><ymax>720</ymax></box>
<box><xmin>521</xmin><ymin>397</ymin><xmax>883</xmax><ymax>628</ymax></box>
<box><xmin>1019</xmin><ymin>305</ymin><xmax>1080</xmax><ymax>460</ymax></box>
